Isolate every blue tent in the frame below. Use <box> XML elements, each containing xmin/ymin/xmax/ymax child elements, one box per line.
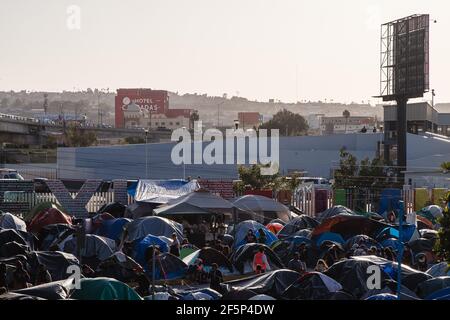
<box><xmin>380</xmin><ymin>238</ymin><xmax>402</xmax><ymax>252</ymax></box>
<box><xmin>233</xmin><ymin>220</ymin><xmax>278</xmax><ymax>249</ymax></box>
<box><xmin>97</xmin><ymin>218</ymin><xmax>131</xmax><ymax>241</ymax></box>
<box><xmin>316</xmin><ymin>232</ymin><xmax>345</xmax><ymax>247</ymax></box>
<box><xmin>365</xmin><ymin>293</ymin><xmax>398</xmax><ymax>300</ymax></box>
<box><xmin>376</xmin><ymin>224</ymin><xmax>417</xmax><ymax>242</ymax></box>
<box><xmin>425</xmin><ymin>287</ymin><xmax>450</xmax><ymax>300</ymax></box>
<box><xmin>133</xmin><ymin>234</ymin><xmax>170</xmax><ymax>267</ymax></box>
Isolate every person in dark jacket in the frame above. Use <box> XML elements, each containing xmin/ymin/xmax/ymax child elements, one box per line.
<box><xmin>208</xmin><ymin>263</ymin><xmax>223</xmax><ymax>293</ymax></box>
<box><xmin>257</xmin><ymin>229</ymin><xmax>267</xmax><ymax>244</ymax></box>
<box><xmin>34</xmin><ymin>264</ymin><xmax>52</xmax><ymax>285</ymax></box>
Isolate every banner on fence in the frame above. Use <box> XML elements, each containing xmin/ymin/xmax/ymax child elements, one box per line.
<box><xmin>0</xmin><ymin>180</ymin><xmax>34</xmax><ymax>214</ymax></box>
<box><xmin>134</xmin><ymin>179</ymin><xmax>200</xmax><ymax>204</ymax></box>
<box><xmin>200</xmin><ymin>180</ymin><xmax>235</xmax><ymax>199</ymax></box>
<box><xmin>45</xmin><ymin>180</ymin><xmax>102</xmax><ymax>217</ymax></box>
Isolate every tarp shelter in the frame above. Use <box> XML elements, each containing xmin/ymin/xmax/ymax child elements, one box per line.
<box><xmin>232</xmin><ymin>220</ymin><xmax>278</xmax><ymax>249</ymax></box>
<box><xmin>167</xmin><ymin>189</ymin><xmax>235</xmax><ymax>215</ymax></box>
<box><xmin>133</xmin><ymin>234</ymin><xmax>171</xmax><ymax>267</ymax></box>
<box><xmin>71</xmin><ymin>277</ymin><xmax>142</xmax><ymax>300</ymax></box>
<box><xmin>344</xmin><ymin>235</ymin><xmax>381</xmax><ymax>251</ymax></box>
<box><xmin>39</xmin><ymin>224</ymin><xmax>76</xmax><ymax>250</ymax></box>
<box><xmin>315</xmin><ymin>232</ymin><xmax>345</xmax><ymax>247</ymax></box>
<box><xmin>154</xmin><ymin>202</ymin><xmax>213</xmax><ymax>217</ymax></box>
<box><xmin>232</xmin><ymin>195</ymin><xmax>291</xmax><ymax>223</ymax></box>
<box><xmin>28</xmin><ymin>208</ymin><xmax>72</xmax><ymax>234</ymax></box>
<box><xmin>61</xmin><ymin>234</ymin><xmax>117</xmax><ymax>261</ymax></box>
<box><xmin>0</xmin><ymin>229</ymin><xmax>36</xmax><ymax>249</ymax></box>
<box><xmin>183</xmin><ymin>247</ymin><xmax>234</xmax><ymax>273</ymax></box>
<box><xmin>277</xmin><ymin>215</ymin><xmax>319</xmax><ymax>238</ymax></box>
<box><xmin>316</xmin><ymin>206</ymin><xmax>356</xmax><ymax>222</ymax></box>
<box><xmin>325</xmin><ymin>256</ymin><xmax>423</xmax><ymax>299</ymax></box>
<box><xmin>14</xmin><ymin>279</ymin><xmax>73</xmax><ymax>300</ymax></box>
<box><xmin>27</xmin><ymin>251</ymin><xmax>79</xmax><ymax>281</ymax></box>
<box><xmin>0</xmin><ymin>212</ymin><xmax>27</xmax><ymax>231</ymax></box>
<box><xmin>133</xmin><ymin>179</ymin><xmax>200</xmax><ymax>204</ymax></box>
<box><xmin>145</xmin><ymin>252</ymin><xmax>187</xmax><ymax>280</ymax></box>
<box><xmin>97</xmin><ymin>218</ymin><xmax>131</xmax><ymax>242</ymax></box>
<box><xmin>417</xmin><ymin>276</ymin><xmax>450</xmax><ymax>299</ymax></box>
<box><xmin>221</xmin><ymin>269</ymin><xmax>300</xmax><ymax>299</ymax></box>
<box><xmin>97</xmin><ymin>251</ymin><xmax>143</xmax><ymax>283</ymax></box>
<box><xmin>376</xmin><ymin>224</ymin><xmax>420</xmax><ymax>243</ymax></box>
<box><xmin>427</xmin><ymin>262</ymin><xmax>450</xmax><ymax>278</ymax></box>
<box><xmin>312</xmin><ymin>215</ymin><xmax>388</xmax><ymax>240</ymax></box>
<box><xmin>282</xmin><ymin>272</ymin><xmax>342</xmax><ymax>300</ymax></box>
<box><xmin>230</xmin><ymin>243</ymin><xmax>284</xmax><ymax>274</ymax></box>
<box><xmin>125</xmin><ymin>216</ymin><xmax>184</xmax><ymax>242</ymax></box>
<box><xmin>0</xmin><ymin>241</ymin><xmax>30</xmax><ymax>258</ymax></box>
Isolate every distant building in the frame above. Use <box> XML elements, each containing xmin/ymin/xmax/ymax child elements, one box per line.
<box><xmin>320</xmin><ymin>116</ymin><xmax>377</xmax><ymax>135</ymax></box>
<box><xmin>238</xmin><ymin>112</ymin><xmax>261</xmax><ymax>129</ymax></box>
<box><xmin>115</xmin><ymin>88</ymin><xmax>191</xmax><ymax>129</ymax></box>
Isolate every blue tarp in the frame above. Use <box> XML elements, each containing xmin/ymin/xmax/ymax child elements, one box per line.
<box><xmin>97</xmin><ymin>218</ymin><xmax>131</xmax><ymax>241</ymax></box>
<box><xmin>378</xmin><ymin>189</ymin><xmax>402</xmax><ymax>216</ymax></box>
<box><xmin>425</xmin><ymin>287</ymin><xmax>450</xmax><ymax>300</ymax></box>
<box><xmin>133</xmin><ymin>234</ymin><xmax>170</xmax><ymax>268</ymax></box>
<box><xmin>316</xmin><ymin>232</ymin><xmax>345</xmax><ymax>247</ymax></box>
<box><xmin>233</xmin><ymin>220</ymin><xmax>278</xmax><ymax>249</ymax></box>
<box><xmin>376</xmin><ymin>224</ymin><xmax>417</xmax><ymax>242</ymax></box>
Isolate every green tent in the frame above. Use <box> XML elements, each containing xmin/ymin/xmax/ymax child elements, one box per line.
<box><xmin>24</xmin><ymin>202</ymin><xmax>65</xmax><ymax>222</ymax></box>
<box><xmin>71</xmin><ymin>277</ymin><xmax>142</xmax><ymax>300</ymax></box>
<box><xmin>179</xmin><ymin>246</ymin><xmax>198</xmax><ymax>260</ymax></box>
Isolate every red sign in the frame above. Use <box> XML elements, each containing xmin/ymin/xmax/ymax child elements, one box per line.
<box><xmin>115</xmin><ymin>89</ymin><xmax>169</xmax><ymax>128</ymax></box>
<box><xmin>199</xmin><ymin>180</ymin><xmax>234</xmax><ymax>199</ymax></box>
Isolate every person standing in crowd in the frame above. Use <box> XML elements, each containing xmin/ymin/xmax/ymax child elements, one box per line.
<box><xmin>298</xmin><ymin>243</ymin><xmax>308</xmax><ymax>262</ymax></box>
<box><xmin>257</xmin><ymin>229</ymin><xmax>267</xmax><ymax>244</ymax></box>
<box><xmin>169</xmin><ymin>233</ymin><xmax>180</xmax><ymax>257</ymax></box>
<box><xmin>253</xmin><ymin>247</ymin><xmax>270</xmax><ymax>274</ymax></box>
<box><xmin>245</xmin><ymin>230</ymin><xmax>257</xmax><ymax>244</ymax></box>
<box><xmin>12</xmin><ymin>261</ymin><xmax>30</xmax><ymax>290</ymax></box>
<box><xmin>0</xmin><ymin>263</ymin><xmax>8</xmax><ymax>291</ymax></box>
<box><xmin>416</xmin><ymin>253</ymin><xmax>428</xmax><ymax>272</ymax></box>
<box><xmin>208</xmin><ymin>263</ymin><xmax>223</xmax><ymax>293</ymax></box>
<box><xmin>314</xmin><ymin>259</ymin><xmax>329</xmax><ymax>273</ymax></box>
<box><xmin>34</xmin><ymin>264</ymin><xmax>52</xmax><ymax>286</ymax></box>
<box><xmin>288</xmin><ymin>252</ymin><xmax>307</xmax><ymax>275</ymax></box>
<box><xmin>383</xmin><ymin>247</ymin><xmax>396</xmax><ymax>261</ymax></box>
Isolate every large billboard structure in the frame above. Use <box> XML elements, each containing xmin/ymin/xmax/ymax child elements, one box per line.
<box><xmin>380</xmin><ymin>14</ymin><xmax>430</xmax><ymax>100</ymax></box>
<box><xmin>379</xmin><ymin>14</ymin><xmax>430</xmax><ymax>181</ymax></box>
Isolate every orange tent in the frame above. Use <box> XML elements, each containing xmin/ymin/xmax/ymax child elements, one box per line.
<box><xmin>28</xmin><ymin>208</ymin><xmax>72</xmax><ymax>234</ymax></box>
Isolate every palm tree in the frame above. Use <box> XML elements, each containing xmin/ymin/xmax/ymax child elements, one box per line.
<box><xmin>342</xmin><ymin>109</ymin><xmax>350</xmax><ymax>134</ymax></box>
<box><xmin>441</xmin><ymin>162</ymin><xmax>450</xmax><ymax>173</ymax></box>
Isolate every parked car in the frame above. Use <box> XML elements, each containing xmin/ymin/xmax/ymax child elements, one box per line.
<box><xmin>0</xmin><ymin>169</ymin><xmax>24</xmax><ymax>180</ymax></box>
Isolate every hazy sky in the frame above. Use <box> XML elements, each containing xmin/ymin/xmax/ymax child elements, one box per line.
<box><xmin>0</xmin><ymin>0</ymin><xmax>449</xmax><ymax>103</ymax></box>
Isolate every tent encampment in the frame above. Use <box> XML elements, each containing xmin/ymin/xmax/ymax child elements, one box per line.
<box><xmin>125</xmin><ymin>216</ymin><xmax>184</xmax><ymax>242</ymax></box>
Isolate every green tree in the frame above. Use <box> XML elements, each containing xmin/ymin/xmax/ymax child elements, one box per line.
<box><xmin>189</xmin><ymin>110</ymin><xmax>200</xmax><ymax>129</ymax></box>
<box><xmin>259</xmin><ymin>109</ymin><xmax>308</xmax><ymax>136</ymax></box>
<box><xmin>441</xmin><ymin>162</ymin><xmax>450</xmax><ymax>172</ymax></box>
<box><xmin>64</xmin><ymin>126</ymin><xmax>97</xmax><ymax>147</ymax></box>
<box><xmin>436</xmin><ymin>192</ymin><xmax>450</xmax><ymax>262</ymax></box>
<box><xmin>342</xmin><ymin>109</ymin><xmax>350</xmax><ymax>133</ymax></box>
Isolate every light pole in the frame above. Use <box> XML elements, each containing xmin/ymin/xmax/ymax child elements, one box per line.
<box><xmin>144</xmin><ymin>128</ymin><xmax>149</xmax><ymax>179</ymax></box>
<box><xmin>432</xmin><ymin>89</ymin><xmax>436</xmax><ymax>108</ymax></box>
<box><xmin>182</xmin><ymin>126</ymin><xmax>186</xmax><ymax>180</ymax></box>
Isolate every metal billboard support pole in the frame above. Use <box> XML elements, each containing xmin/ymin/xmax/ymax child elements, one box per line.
<box><xmin>396</xmin><ymin>97</ymin><xmax>408</xmax><ymax>183</ymax></box>
<box><xmin>397</xmin><ymin>200</ymin><xmax>405</xmax><ymax>300</ymax></box>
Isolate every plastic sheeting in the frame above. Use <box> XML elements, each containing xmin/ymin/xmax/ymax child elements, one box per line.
<box><xmin>0</xmin><ymin>212</ymin><xmax>27</xmax><ymax>231</ymax></box>
<box><xmin>134</xmin><ymin>179</ymin><xmax>200</xmax><ymax>204</ymax></box>
<box><xmin>283</xmin><ymin>272</ymin><xmax>342</xmax><ymax>300</ymax></box>
<box><xmin>222</xmin><ymin>269</ymin><xmax>300</xmax><ymax>298</ymax></box>
<box><xmin>125</xmin><ymin>216</ymin><xmax>184</xmax><ymax>242</ymax></box>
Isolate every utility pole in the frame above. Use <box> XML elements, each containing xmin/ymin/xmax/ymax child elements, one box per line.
<box><xmin>144</xmin><ymin>129</ymin><xmax>149</xmax><ymax>179</ymax></box>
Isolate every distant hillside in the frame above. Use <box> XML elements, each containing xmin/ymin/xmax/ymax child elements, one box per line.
<box><xmin>0</xmin><ymin>89</ymin><xmax>385</xmax><ymax>126</ymax></box>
